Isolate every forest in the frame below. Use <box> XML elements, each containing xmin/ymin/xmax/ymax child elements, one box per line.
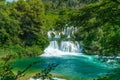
<box><xmin>0</xmin><ymin>0</ymin><xmax>120</xmax><ymax>80</ymax></box>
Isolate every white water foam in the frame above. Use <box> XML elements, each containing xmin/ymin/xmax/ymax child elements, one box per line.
<box><xmin>48</xmin><ymin>26</ymin><xmax>78</xmax><ymax>39</ymax></box>
<box><xmin>41</xmin><ymin>48</ymin><xmax>81</xmax><ymax>57</ymax></box>
<box><xmin>41</xmin><ymin>26</ymin><xmax>91</xmax><ymax>59</ymax></box>
<box><xmin>41</xmin><ymin>41</ymin><xmax>93</xmax><ymax>60</ymax></box>
<box><xmin>41</xmin><ymin>40</ymin><xmax>82</xmax><ymax>57</ymax></box>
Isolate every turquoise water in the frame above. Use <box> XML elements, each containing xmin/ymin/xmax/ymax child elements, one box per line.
<box><xmin>13</xmin><ymin>55</ymin><xmax>115</xmax><ymax>79</ymax></box>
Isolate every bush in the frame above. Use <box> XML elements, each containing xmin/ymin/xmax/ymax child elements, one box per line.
<box><xmin>25</xmin><ymin>46</ymin><xmax>43</xmax><ymax>57</ymax></box>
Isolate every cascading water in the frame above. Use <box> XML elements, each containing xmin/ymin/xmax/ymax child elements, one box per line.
<box><xmin>14</xmin><ymin>26</ymin><xmax>118</xmax><ymax>80</ymax></box>
<box><xmin>42</xmin><ymin>40</ymin><xmax>82</xmax><ymax>57</ymax></box>
<box><xmin>41</xmin><ymin>26</ymin><xmax>83</xmax><ymax>57</ymax></box>
<box><xmin>60</xmin><ymin>41</ymin><xmax>79</xmax><ymax>52</ymax></box>
<box><xmin>26</xmin><ymin>26</ymin><xmax>120</xmax><ymax>80</ymax></box>
<box><xmin>49</xmin><ymin>41</ymin><xmax>59</xmax><ymax>49</ymax></box>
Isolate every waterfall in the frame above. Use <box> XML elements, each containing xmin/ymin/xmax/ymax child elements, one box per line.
<box><xmin>41</xmin><ymin>26</ymin><xmax>82</xmax><ymax>57</ymax></box>
<box><xmin>60</xmin><ymin>41</ymin><xmax>80</xmax><ymax>52</ymax></box>
<box><xmin>48</xmin><ymin>40</ymin><xmax>81</xmax><ymax>53</ymax></box>
<box><xmin>41</xmin><ymin>40</ymin><xmax>82</xmax><ymax>57</ymax></box>
<box><xmin>49</xmin><ymin>41</ymin><xmax>59</xmax><ymax>49</ymax></box>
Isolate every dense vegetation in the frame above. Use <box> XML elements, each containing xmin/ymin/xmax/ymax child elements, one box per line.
<box><xmin>0</xmin><ymin>0</ymin><xmax>49</xmax><ymax>58</ymax></box>
<box><xmin>70</xmin><ymin>0</ymin><xmax>120</xmax><ymax>56</ymax></box>
<box><xmin>0</xmin><ymin>0</ymin><xmax>120</xmax><ymax>80</ymax></box>
<box><xmin>43</xmin><ymin>0</ymin><xmax>120</xmax><ymax>56</ymax></box>
<box><xmin>43</xmin><ymin>0</ymin><xmax>98</xmax><ymax>10</ymax></box>
<box><xmin>43</xmin><ymin>0</ymin><xmax>120</xmax><ymax>79</ymax></box>
<box><xmin>0</xmin><ymin>0</ymin><xmax>49</xmax><ymax>79</ymax></box>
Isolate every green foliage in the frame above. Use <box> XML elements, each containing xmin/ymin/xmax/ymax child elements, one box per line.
<box><xmin>0</xmin><ymin>0</ymin><xmax>49</xmax><ymax>57</ymax></box>
<box><xmin>11</xmin><ymin>0</ymin><xmax>48</xmax><ymax>46</ymax></box>
<box><xmin>25</xmin><ymin>45</ymin><xmax>43</xmax><ymax>57</ymax></box>
<box><xmin>0</xmin><ymin>55</ymin><xmax>59</xmax><ymax>80</ymax></box>
<box><xmin>0</xmin><ymin>45</ymin><xmax>25</xmax><ymax>58</ymax></box>
<box><xmin>50</xmin><ymin>32</ymin><xmax>55</xmax><ymax>38</ymax></box>
<box><xmin>0</xmin><ymin>55</ymin><xmax>42</xmax><ymax>80</ymax></box>
<box><xmin>32</xmin><ymin>63</ymin><xmax>59</xmax><ymax>80</ymax></box>
<box><xmin>0</xmin><ymin>1</ymin><xmax>20</xmax><ymax>45</ymax></box>
<box><xmin>0</xmin><ymin>0</ymin><xmax>120</xmax><ymax>79</ymax></box>
<box><xmin>45</xmin><ymin>14</ymin><xmax>59</xmax><ymax>30</ymax></box>
<box><xmin>0</xmin><ymin>44</ymin><xmax>46</xmax><ymax>59</ymax></box>
<box><xmin>0</xmin><ymin>1</ymin><xmax>50</xmax><ymax>79</ymax></box>
<box><xmin>70</xmin><ymin>0</ymin><xmax>120</xmax><ymax>56</ymax></box>
<box><xmin>54</xmin><ymin>9</ymin><xmax>70</xmax><ymax>31</ymax></box>
<box><xmin>42</xmin><ymin>0</ymin><xmax>98</xmax><ymax>10</ymax></box>
<box><xmin>0</xmin><ymin>55</ymin><xmax>16</xmax><ymax>80</ymax></box>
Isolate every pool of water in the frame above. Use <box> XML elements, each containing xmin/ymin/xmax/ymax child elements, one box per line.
<box><xmin>13</xmin><ymin>54</ymin><xmax>115</xmax><ymax>80</ymax></box>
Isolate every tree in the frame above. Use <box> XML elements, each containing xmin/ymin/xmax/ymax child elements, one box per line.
<box><xmin>42</xmin><ymin>0</ymin><xmax>98</xmax><ymax>10</ymax></box>
<box><xmin>70</xmin><ymin>0</ymin><xmax>120</xmax><ymax>55</ymax></box>
<box><xmin>11</xmin><ymin>0</ymin><xmax>49</xmax><ymax>48</ymax></box>
<box><xmin>0</xmin><ymin>0</ymin><xmax>49</xmax><ymax>57</ymax></box>
<box><xmin>0</xmin><ymin>1</ymin><xmax>20</xmax><ymax>46</ymax></box>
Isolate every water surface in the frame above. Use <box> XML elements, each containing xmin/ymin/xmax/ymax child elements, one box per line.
<box><xmin>13</xmin><ymin>55</ymin><xmax>115</xmax><ymax>80</ymax></box>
